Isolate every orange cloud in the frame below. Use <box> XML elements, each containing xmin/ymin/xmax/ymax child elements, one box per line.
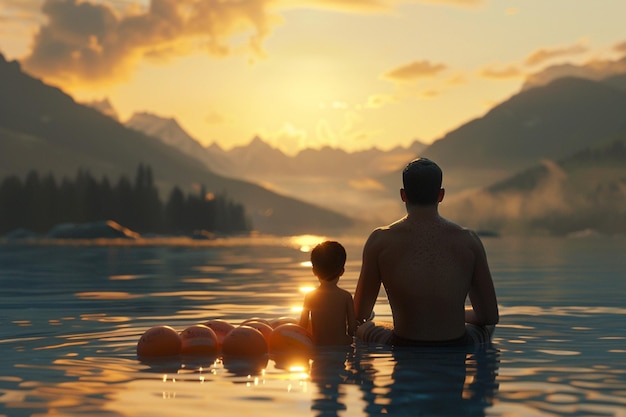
<box><xmin>524</xmin><ymin>42</ymin><xmax>588</xmax><ymax>66</ymax></box>
<box><xmin>365</xmin><ymin>93</ymin><xmax>396</xmax><ymax>108</ymax></box>
<box><xmin>278</xmin><ymin>0</ymin><xmax>484</xmax><ymax>13</ymax></box>
<box><xmin>614</xmin><ymin>40</ymin><xmax>626</xmax><ymax>55</ymax></box>
<box><xmin>479</xmin><ymin>64</ymin><xmax>523</xmax><ymax>79</ymax></box>
<box><xmin>382</xmin><ymin>60</ymin><xmax>447</xmax><ymax>82</ymax></box>
<box><xmin>15</xmin><ymin>0</ymin><xmax>486</xmax><ymax>86</ymax></box>
<box><xmin>21</xmin><ymin>0</ymin><xmax>279</xmax><ymax>86</ymax></box>
<box><xmin>523</xmin><ymin>56</ymin><xmax>626</xmax><ymax>90</ymax></box>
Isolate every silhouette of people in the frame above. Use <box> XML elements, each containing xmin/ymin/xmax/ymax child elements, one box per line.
<box><xmin>355</xmin><ymin>158</ymin><xmax>499</xmax><ymax>347</ymax></box>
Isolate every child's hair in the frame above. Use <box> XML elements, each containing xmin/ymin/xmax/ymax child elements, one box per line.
<box><xmin>311</xmin><ymin>241</ymin><xmax>346</xmax><ymax>281</ymax></box>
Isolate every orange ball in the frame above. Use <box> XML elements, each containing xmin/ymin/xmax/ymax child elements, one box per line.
<box><xmin>137</xmin><ymin>325</ymin><xmax>182</xmax><ymax>357</ymax></box>
<box><xmin>242</xmin><ymin>317</ymin><xmax>271</xmax><ymax>326</ymax></box>
<box><xmin>203</xmin><ymin>319</ymin><xmax>235</xmax><ymax>347</ymax></box>
<box><xmin>222</xmin><ymin>355</ymin><xmax>268</xmax><ymax>376</ymax></box>
<box><xmin>269</xmin><ymin>323</ymin><xmax>314</xmax><ymax>356</ymax></box>
<box><xmin>180</xmin><ymin>324</ymin><xmax>219</xmax><ymax>355</ymax></box>
<box><xmin>269</xmin><ymin>316</ymin><xmax>298</xmax><ymax>329</ymax></box>
<box><xmin>240</xmin><ymin>321</ymin><xmax>273</xmax><ymax>343</ymax></box>
<box><xmin>221</xmin><ymin>325</ymin><xmax>268</xmax><ymax>357</ymax></box>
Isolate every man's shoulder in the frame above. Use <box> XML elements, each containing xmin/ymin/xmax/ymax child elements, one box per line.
<box><xmin>371</xmin><ymin>218</ymin><xmax>406</xmax><ymax>234</ymax></box>
<box><xmin>366</xmin><ymin>224</ymin><xmax>398</xmax><ymax>245</ymax></box>
<box><xmin>443</xmin><ymin>221</ymin><xmax>485</xmax><ymax>249</ymax></box>
<box><xmin>441</xmin><ymin>218</ymin><xmax>478</xmax><ymax>235</ymax></box>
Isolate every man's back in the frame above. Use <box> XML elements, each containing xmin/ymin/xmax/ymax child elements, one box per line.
<box><xmin>356</xmin><ymin>213</ymin><xmax>498</xmax><ymax>342</ymax></box>
<box><xmin>376</xmin><ymin>216</ymin><xmax>476</xmax><ymax>340</ymax></box>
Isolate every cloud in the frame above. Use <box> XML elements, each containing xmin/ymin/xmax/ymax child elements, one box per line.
<box><xmin>315</xmin><ymin>118</ymin><xmax>337</xmax><ymax>146</ymax></box>
<box><xmin>419</xmin><ymin>88</ymin><xmax>440</xmax><ymax>98</ymax></box>
<box><xmin>382</xmin><ymin>60</ymin><xmax>447</xmax><ymax>82</ymax></box>
<box><xmin>15</xmin><ymin>0</ymin><xmax>484</xmax><ymax>86</ymax></box>
<box><xmin>205</xmin><ymin>109</ymin><xmax>228</xmax><ymax>125</ymax></box>
<box><xmin>444</xmin><ymin>160</ymin><xmax>571</xmax><ymax>233</ymax></box>
<box><xmin>524</xmin><ymin>41</ymin><xmax>588</xmax><ymax>66</ymax></box>
<box><xmin>445</xmin><ymin>73</ymin><xmax>467</xmax><ymax>86</ymax></box>
<box><xmin>0</xmin><ymin>0</ymin><xmax>43</xmax><ymax>25</ymax></box>
<box><xmin>21</xmin><ymin>0</ymin><xmax>280</xmax><ymax>85</ymax></box>
<box><xmin>278</xmin><ymin>0</ymin><xmax>484</xmax><ymax>14</ymax></box>
<box><xmin>479</xmin><ymin>64</ymin><xmax>523</xmax><ymax>79</ymax></box>
<box><xmin>614</xmin><ymin>40</ymin><xmax>626</xmax><ymax>55</ymax></box>
<box><xmin>263</xmin><ymin>122</ymin><xmax>308</xmax><ymax>155</ymax></box>
<box><xmin>365</xmin><ymin>93</ymin><xmax>396</xmax><ymax>108</ymax></box>
<box><xmin>522</xmin><ymin>55</ymin><xmax>626</xmax><ymax>90</ymax></box>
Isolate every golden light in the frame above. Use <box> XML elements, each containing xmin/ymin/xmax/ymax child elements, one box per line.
<box><xmin>299</xmin><ymin>286</ymin><xmax>316</xmax><ymax>294</ymax></box>
<box><xmin>289</xmin><ymin>234</ymin><xmax>326</xmax><ymax>252</ymax></box>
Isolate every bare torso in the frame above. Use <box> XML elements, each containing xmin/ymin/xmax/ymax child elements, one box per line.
<box><xmin>355</xmin><ymin>214</ymin><xmax>495</xmax><ymax>342</ymax></box>
<box><xmin>300</xmin><ymin>283</ymin><xmax>355</xmax><ymax>346</ymax></box>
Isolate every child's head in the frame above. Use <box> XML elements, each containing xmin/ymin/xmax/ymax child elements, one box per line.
<box><xmin>311</xmin><ymin>241</ymin><xmax>346</xmax><ymax>281</ymax></box>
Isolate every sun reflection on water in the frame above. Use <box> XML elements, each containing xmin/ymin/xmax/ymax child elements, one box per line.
<box><xmin>289</xmin><ymin>234</ymin><xmax>326</xmax><ymax>252</ymax></box>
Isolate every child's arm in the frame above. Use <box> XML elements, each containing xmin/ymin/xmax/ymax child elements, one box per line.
<box><xmin>299</xmin><ymin>294</ymin><xmax>311</xmax><ymax>330</ymax></box>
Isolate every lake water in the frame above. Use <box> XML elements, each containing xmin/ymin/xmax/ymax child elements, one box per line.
<box><xmin>1</xmin><ymin>234</ymin><xmax>625</xmax><ymax>416</ymax></box>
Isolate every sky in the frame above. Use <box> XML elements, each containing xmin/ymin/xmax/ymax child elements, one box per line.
<box><xmin>1</xmin><ymin>0</ymin><xmax>626</xmax><ymax>155</ymax></box>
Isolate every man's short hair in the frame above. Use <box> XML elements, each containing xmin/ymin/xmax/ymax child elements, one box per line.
<box><xmin>402</xmin><ymin>158</ymin><xmax>442</xmax><ymax>205</ymax></box>
<box><xmin>311</xmin><ymin>241</ymin><xmax>346</xmax><ymax>281</ymax></box>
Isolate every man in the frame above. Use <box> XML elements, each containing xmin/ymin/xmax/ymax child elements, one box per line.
<box><xmin>354</xmin><ymin>158</ymin><xmax>499</xmax><ymax>347</ymax></box>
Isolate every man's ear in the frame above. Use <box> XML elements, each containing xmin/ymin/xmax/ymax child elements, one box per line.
<box><xmin>400</xmin><ymin>188</ymin><xmax>407</xmax><ymax>202</ymax></box>
<box><xmin>438</xmin><ymin>188</ymin><xmax>445</xmax><ymax>203</ymax></box>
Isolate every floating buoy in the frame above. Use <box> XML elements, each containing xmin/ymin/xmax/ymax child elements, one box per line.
<box><xmin>240</xmin><ymin>320</ymin><xmax>273</xmax><ymax>343</ymax></box>
<box><xmin>269</xmin><ymin>316</ymin><xmax>298</xmax><ymax>329</ymax></box>
<box><xmin>137</xmin><ymin>325</ymin><xmax>182</xmax><ymax>357</ymax></box>
<box><xmin>203</xmin><ymin>319</ymin><xmax>235</xmax><ymax>348</ymax></box>
<box><xmin>269</xmin><ymin>323</ymin><xmax>314</xmax><ymax>356</ymax></box>
<box><xmin>222</xmin><ymin>355</ymin><xmax>268</xmax><ymax>376</ymax></box>
<box><xmin>222</xmin><ymin>325</ymin><xmax>268</xmax><ymax>357</ymax></box>
<box><xmin>242</xmin><ymin>317</ymin><xmax>271</xmax><ymax>326</ymax></box>
<box><xmin>180</xmin><ymin>324</ymin><xmax>219</xmax><ymax>355</ymax></box>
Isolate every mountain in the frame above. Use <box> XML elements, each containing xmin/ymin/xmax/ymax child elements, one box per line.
<box><xmin>441</xmin><ymin>135</ymin><xmax>626</xmax><ymax>235</ymax></box>
<box><xmin>380</xmin><ymin>76</ymin><xmax>626</xmax><ymax>194</ymax></box>
<box><xmin>0</xmin><ymin>54</ymin><xmax>355</xmax><ymax>235</ymax></box>
<box><xmin>125</xmin><ymin>112</ymin><xmax>236</xmax><ymax>176</ymax></box>
<box><xmin>123</xmin><ymin>112</ymin><xmax>426</xmax><ymax>180</ymax></box>
<box><xmin>522</xmin><ymin>56</ymin><xmax>626</xmax><ymax>91</ymax></box>
<box><xmin>122</xmin><ymin>112</ymin><xmax>425</xmax><ymax>223</ymax></box>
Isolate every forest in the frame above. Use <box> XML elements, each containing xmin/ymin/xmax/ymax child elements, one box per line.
<box><xmin>0</xmin><ymin>164</ymin><xmax>250</xmax><ymax>236</ymax></box>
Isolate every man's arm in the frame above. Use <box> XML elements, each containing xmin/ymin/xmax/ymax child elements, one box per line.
<box><xmin>354</xmin><ymin>230</ymin><xmax>383</xmax><ymax>322</ymax></box>
<box><xmin>465</xmin><ymin>231</ymin><xmax>499</xmax><ymax>325</ymax></box>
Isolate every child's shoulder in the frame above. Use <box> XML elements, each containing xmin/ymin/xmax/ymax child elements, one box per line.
<box><xmin>337</xmin><ymin>286</ymin><xmax>354</xmax><ymax>298</ymax></box>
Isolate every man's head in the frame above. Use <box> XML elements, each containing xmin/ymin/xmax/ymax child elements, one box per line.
<box><xmin>401</xmin><ymin>158</ymin><xmax>443</xmax><ymax>206</ymax></box>
<box><xmin>311</xmin><ymin>241</ymin><xmax>346</xmax><ymax>281</ymax></box>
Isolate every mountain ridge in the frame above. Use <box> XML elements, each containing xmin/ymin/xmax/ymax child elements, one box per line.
<box><xmin>117</xmin><ymin>72</ymin><xmax>626</xmax><ymax>234</ymax></box>
<box><xmin>123</xmin><ymin>111</ymin><xmax>427</xmax><ymax>180</ymax></box>
<box><xmin>0</xmin><ymin>53</ymin><xmax>356</xmax><ymax>235</ymax></box>
<box><xmin>375</xmin><ymin>75</ymin><xmax>626</xmax><ymax>195</ymax></box>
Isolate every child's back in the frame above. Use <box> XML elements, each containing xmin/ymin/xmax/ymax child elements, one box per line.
<box><xmin>299</xmin><ymin>241</ymin><xmax>356</xmax><ymax>346</ymax></box>
<box><xmin>302</xmin><ymin>281</ymin><xmax>354</xmax><ymax>345</ymax></box>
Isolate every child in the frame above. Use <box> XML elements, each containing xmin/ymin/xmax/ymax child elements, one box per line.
<box><xmin>299</xmin><ymin>241</ymin><xmax>356</xmax><ymax>346</ymax></box>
